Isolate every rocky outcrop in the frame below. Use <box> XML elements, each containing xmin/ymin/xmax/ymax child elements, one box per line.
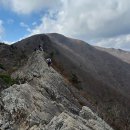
<box><xmin>0</xmin><ymin>51</ymin><xmax>114</xmax><ymax>130</ymax></box>
<box><xmin>43</xmin><ymin>106</ymin><xmax>113</xmax><ymax>130</ymax></box>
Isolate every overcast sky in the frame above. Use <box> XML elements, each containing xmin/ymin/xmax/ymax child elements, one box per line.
<box><xmin>0</xmin><ymin>0</ymin><xmax>130</xmax><ymax>50</ymax></box>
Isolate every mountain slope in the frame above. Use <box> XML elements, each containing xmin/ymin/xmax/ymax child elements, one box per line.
<box><xmin>13</xmin><ymin>33</ymin><xmax>130</xmax><ymax>99</ymax></box>
<box><xmin>0</xmin><ymin>42</ymin><xmax>27</xmax><ymax>73</ymax></box>
<box><xmin>47</xmin><ymin>33</ymin><xmax>130</xmax><ymax>98</ymax></box>
<box><xmin>0</xmin><ymin>51</ymin><xmax>114</xmax><ymax>130</ymax></box>
<box><xmin>0</xmin><ymin>33</ymin><xmax>130</xmax><ymax>130</ymax></box>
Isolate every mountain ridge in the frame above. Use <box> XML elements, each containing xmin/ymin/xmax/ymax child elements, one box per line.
<box><xmin>0</xmin><ymin>33</ymin><xmax>130</xmax><ymax>130</ymax></box>
<box><xmin>0</xmin><ymin>51</ymin><xmax>114</xmax><ymax>130</ymax></box>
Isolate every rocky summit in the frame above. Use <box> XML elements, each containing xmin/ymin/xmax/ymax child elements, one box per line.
<box><xmin>0</xmin><ymin>50</ymin><xmax>114</xmax><ymax>130</ymax></box>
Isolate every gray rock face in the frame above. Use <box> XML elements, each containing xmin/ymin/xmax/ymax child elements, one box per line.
<box><xmin>0</xmin><ymin>51</ymin><xmax>114</xmax><ymax>130</ymax></box>
<box><xmin>44</xmin><ymin>107</ymin><xmax>113</xmax><ymax>130</ymax></box>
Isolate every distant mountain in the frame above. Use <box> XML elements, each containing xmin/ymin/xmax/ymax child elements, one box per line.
<box><xmin>95</xmin><ymin>46</ymin><xmax>130</xmax><ymax>64</ymax></box>
<box><xmin>0</xmin><ymin>33</ymin><xmax>130</xmax><ymax>130</ymax></box>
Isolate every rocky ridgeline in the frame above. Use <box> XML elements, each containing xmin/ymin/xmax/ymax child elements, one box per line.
<box><xmin>0</xmin><ymin>51</ymin><xmax>114</xmax><ymax>130</ymax></box>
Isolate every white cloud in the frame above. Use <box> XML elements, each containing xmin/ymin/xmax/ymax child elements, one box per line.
<box><xmin>0</xmin><ymin>0</ymin><xmax>130</xmax><ymax>50</ymax></box>
<box><xmin>20</xmin><ymin>22</ymin><xmax>28</xmax><ymax>28</ymax></box>
<box><xmin>31</xmin><ymin>0</ymin><xmax>130</xmax><ymax>38</ymax></box>
<box><xmin>0</xmin><ymin>0</ymin><xmax>61</xmax><ymax>15</ymax></box>
<box><xmin>0</xmin><ymin>20</ymin><xmax>4</xmax><ymax>39</ymax></box>
<box><xmin>30</xmin><ymin>0</ymin><xmax>130</xmax><ymax>50</ymax></box>
<box><xmin>20</xmin><ymin>22</ymin><xmax>31</xmax><ymax>32</ymax></box>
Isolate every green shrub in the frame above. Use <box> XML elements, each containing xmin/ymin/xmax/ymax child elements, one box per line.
<box><xmin>70</xmin><ymin>72</ymin><xmax>82</xmax><ymax>90</ymax></box>
<box><xmin>70</xmin><ymin>73</ymin><xmax>80</xmax><ymax>84</ymax></box>
<box><xmin>0</xmin><ymin>74</ymin><xmax>16</xmax><ymax>85</ymax></box>
<box><xmin>50</xmin><ymin>51</ymin><xmax>55</xmax><ymax>58</ymax></box>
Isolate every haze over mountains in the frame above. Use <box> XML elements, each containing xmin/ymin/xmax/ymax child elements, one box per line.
<box><xmin>0</xmin><ymin>33</ymin><xmax>130</xmax><ymax>130</ymax></box>
<box><xmin>95</xmin><ymin>46</ymin><xmax>130</xmax><ymax>64</ymax></box>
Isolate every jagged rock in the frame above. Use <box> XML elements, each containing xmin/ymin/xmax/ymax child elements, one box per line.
<box><xmin>80</xmin><ymin>106</ymin><xmax>113</xmax><ymax>130</ymax></box>
<box><xmin>43</xmin><ymin>112</ymin><xmax>89</xmax><ymax>130</ymax></box>
<box><xmin>29</xmin><ymin>125</ymin><xmax>41</xmax><ymax>130</ymax></box>
<box><xmin>43</xmin><ymin>110</ymin><xmax>114</xmax><ymax>130</ymax></box>
<box><xmin>1</xmin><ymin>83</ymin><xmax>61</xmax><ymax>128</ymax></box>
<box><xmin>12</xmin><ymin>51</ymin><xmax>81</xmax><ymax>112</ymax></box>
<box><xmin>80</xmin><ymin>106</ymin><xmax>98</xmax><ymax>120</ymax></box>
<box><xmin>0</xmin><ymin>51</ymin><xmax>114</xmax><ymax>130</ymax></box>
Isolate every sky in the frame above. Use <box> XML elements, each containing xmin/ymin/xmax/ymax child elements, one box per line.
<box><xmin>0</xmin><ymin>0</ymin><xmax>130</xmax><ymax>51</ymax></box>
